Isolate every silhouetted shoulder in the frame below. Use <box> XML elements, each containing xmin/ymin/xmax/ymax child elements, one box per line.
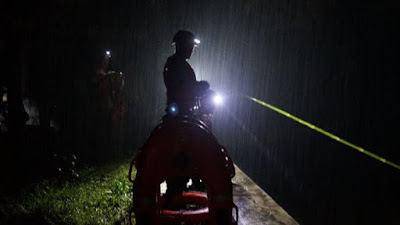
<box><xmin>165</xmin><ymin>54</ymin><xmax>185</xmax><ymax>67</ymax></box>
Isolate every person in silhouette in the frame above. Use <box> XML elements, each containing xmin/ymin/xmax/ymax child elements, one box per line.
<box><xmin>163</xmin><ymin>30</ymin><xmax>210</xmax><ymax>116</ymax></box>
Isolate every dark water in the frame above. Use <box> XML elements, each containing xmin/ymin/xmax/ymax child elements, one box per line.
<box><xmin>3</xmin><ymin>1</ymin><xmax>399</xmax><ymax>224</ymax></box>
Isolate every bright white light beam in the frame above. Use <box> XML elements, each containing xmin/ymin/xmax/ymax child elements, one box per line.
<box><xmin>213</xmin><ymin>94</ymin><xmax>223</xmax><ymax>105</ymax></box>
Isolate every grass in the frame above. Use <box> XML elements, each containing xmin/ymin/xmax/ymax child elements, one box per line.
<box><xmin>0</xmin><ymin>158</ymin><xmax>136</xmax><ymax>225</ymax></box>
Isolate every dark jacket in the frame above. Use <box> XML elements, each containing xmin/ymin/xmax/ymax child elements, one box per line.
<box><xmin>163</xmin><ymin>54</ymin><xmax>209</xmax><ymax>106</ymax></box>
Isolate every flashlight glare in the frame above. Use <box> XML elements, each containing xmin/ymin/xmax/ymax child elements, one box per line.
<box><xmin>106</xmin><ymin>51</ymin><xmax>111</xmax><ymax>56</ymax></box>
<box><xmin>213</xmin><ymin>95</ymin><xmax>223</xmax><ymax>105</ymax></box>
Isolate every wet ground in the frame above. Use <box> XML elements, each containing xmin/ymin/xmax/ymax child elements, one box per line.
<box><xmin>233</xmin><ymin>165</ymin><xmax>298</xmax><ymax>225</ymax></box>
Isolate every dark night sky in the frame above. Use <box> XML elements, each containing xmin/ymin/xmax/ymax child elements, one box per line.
<box><xmin>2</xmin><ymin>1</ymin><xmax>400</xmax><ymax>225</ymax></box>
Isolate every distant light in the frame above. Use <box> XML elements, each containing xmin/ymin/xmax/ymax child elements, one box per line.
<box><xmin>2</xmin><ymin>93</ymin><xmax>7</xmax><ymax>103</ymax></box>
<box><xmin>106</xmin><ymin>51</ymin><xmax>111</xmax><ymax>57</ymax></box>
<box><xmin>186</xmin><ymin>178</ymin><xmax>193</xmax><ymax>188</ymax></box>
<box><xmin>194</xmin><ymin>39</ymin><xmax>200</xmax><ymax>44</ymax></box>
<box><xmin>213</xmin><ymin>94</ymin><xmax>223</xmax><ymax>105</ymax></box>
<box><xmin>160</xmin><ymin>181</ymin><xmax>167</xmax><ymax>195</ymax></box>
<box><xmin>171</xmin><ymin>106</ymin><xmax>176</xmax><ymax>112</ymax></box>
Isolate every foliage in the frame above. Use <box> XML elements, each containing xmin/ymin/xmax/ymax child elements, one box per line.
<box><xmin>0</xmin><ymin>159</ymin><xmax>136</xmax><ymax>225</ymax></box>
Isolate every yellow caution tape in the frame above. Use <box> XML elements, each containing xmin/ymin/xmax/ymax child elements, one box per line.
<box><xmin>247</xmin><ymin>96</ymin><xmax>400</xmax><ymax>170</ymax></box>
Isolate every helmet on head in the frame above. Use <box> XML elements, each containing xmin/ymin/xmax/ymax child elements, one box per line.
<box><xmin>172</xmin><ymin>30</ymin><xmax>200</xmax><ymax>46</ymax></box>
